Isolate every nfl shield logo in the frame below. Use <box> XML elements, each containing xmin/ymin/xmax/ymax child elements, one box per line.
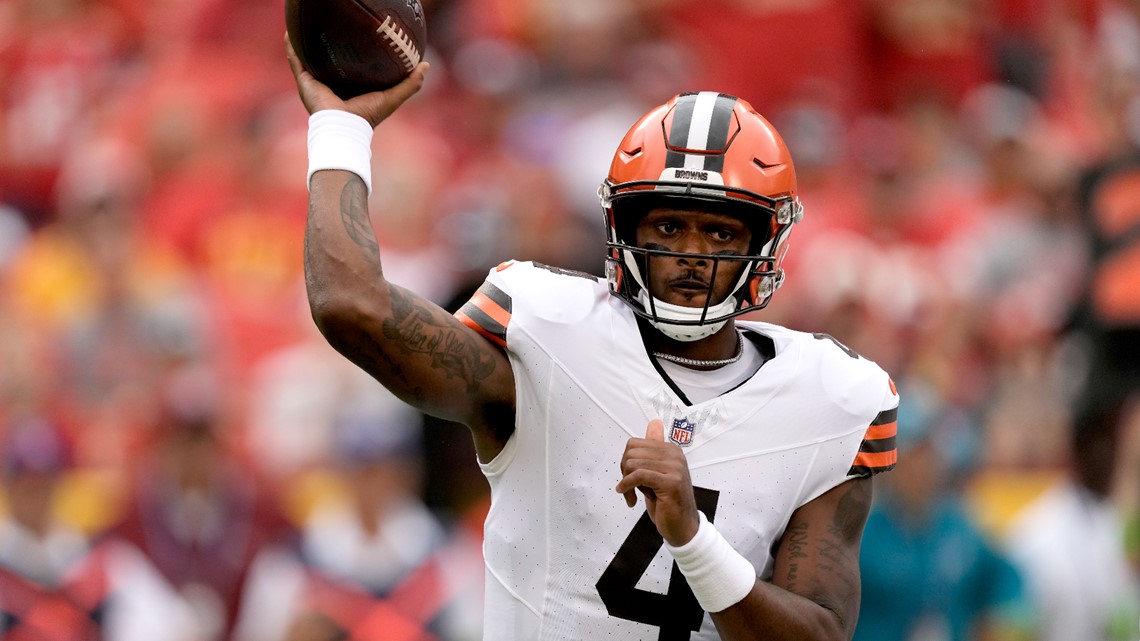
<box><xmin>670</xmin><ymin>418</ymin><xmax>695</xmax><ymax>446</ymax></box>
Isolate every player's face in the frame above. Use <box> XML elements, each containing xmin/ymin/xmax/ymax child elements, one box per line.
<box><xmin>635</xmin><ymin>207</ymin><xmax>753</xmax><ymax>309</ymax></box>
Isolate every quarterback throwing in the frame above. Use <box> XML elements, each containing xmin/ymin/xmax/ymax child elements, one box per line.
<box><xmin>287</xmin><ymin>37</ymin><xmax>898</xmax><ymax>641</ymax></box>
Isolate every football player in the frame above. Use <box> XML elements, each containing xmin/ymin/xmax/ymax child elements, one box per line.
<box><xmin>287</xmin><ymin>36</ymin><xmax>899</xmax><ymax>641</ymax></box>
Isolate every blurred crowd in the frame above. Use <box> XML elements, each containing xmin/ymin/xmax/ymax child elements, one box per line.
<box><xmin>1</xmin><ymin>0</ymin><xmax>1139</xmax><ymax>639</ymax></box>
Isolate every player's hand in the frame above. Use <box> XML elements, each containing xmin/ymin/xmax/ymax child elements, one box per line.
<box><xmin>615</xmin><ymin>419</ymin><xmax>700</xmax><ymax>547</ymax></box>
<box><xmin>284</xmin><ymin>32</ymin><xmax>429</xmax><ymax>129</ymax></box>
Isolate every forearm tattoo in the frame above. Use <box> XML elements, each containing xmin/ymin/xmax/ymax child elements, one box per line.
<box><xmin>383</xmin><ymin>285</ymin><xmax>498</xmax><ymax>392</ymax></box>
<box><xmin>340</xmin><ymin>177</ymin><xmax>380</xmax><ymax>260</ymax></box>
<box><xmin>782</xmin><ymin>480</ymin><xmax>870</xmax><ymax>623</ymax></box>
<box><xmin>783</xmin><ymin>522</ymin><xmax>809</xmax><ymax>592</ymax></box>
<box><xmin>834</xmin><ymin>478</ymin><xmax>871</xmax><ymax>536</ymax></box>
<box><xmin>323</xmin><ymin>176</ymin><xmax>500</xmax><ymax>408</ymax></box>
<box><xmin>814</xmin><ymin>525</ymin><xmax>858</xmax><ymax>608</ymax></box>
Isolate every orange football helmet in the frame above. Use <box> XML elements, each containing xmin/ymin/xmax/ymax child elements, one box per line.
<box><xmin>599</xmin><ymin>92</ymin><xmax>803</xmax><ymax>341</ymax></box>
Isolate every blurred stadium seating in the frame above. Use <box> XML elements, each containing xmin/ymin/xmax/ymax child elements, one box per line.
<box><xmin>1</xmin><ymin>0</ymin><xmax>1138</xmax><ymax>639</ymax></box>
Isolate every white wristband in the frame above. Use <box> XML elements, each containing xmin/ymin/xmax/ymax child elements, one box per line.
<box><xmin>665</xmin><ymin>511</ymin><xmax>756</xmax><ymax>613</ymax></box>
<box><xmin>307</xmin><ymin>109</ymin><xmax>374</xmax><ymax>195</ymax></box>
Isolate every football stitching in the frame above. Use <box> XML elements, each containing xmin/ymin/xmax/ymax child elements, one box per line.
<box><xmin>377</xmin><ymin>16</ymin><xmax>421</xmax><ymax>71</ymax></box>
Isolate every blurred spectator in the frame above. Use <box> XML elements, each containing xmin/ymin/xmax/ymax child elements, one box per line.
<box><xmin>0</xmin><ymin>0</ymin><xmax>137</xmax><ymax>225</ymax></box>
<box><xmin>234</xmin><ymin>407</ymin><xmax>482</xmax><ymax>641</ymax></box>
<box><xmin>1004</xmin><ymin>394</ymin><xmax>1140</xmax><ymax>641</ymax></box>
<box><xmin>642</xmin><ymin>0</ymin><xmax>872</xmax><ymax>118</ymax></box>
<box><xmin>4</xmin><ymin>135</ymin><xmax>208</xmax><ymax>470</ymax></box>
<box><xmin>110</xmin><ymin>366</ymin><xmax>296</xmax><ymax>641</ymax></box>
<box><xmin>951</xmin><ymin>83</ymin><xmax>1088</xmax><ymax>471</ymax></box>
<box><xmin>1116</xmin><ymin>400</ymin><xmax>1140</xmax><ymax>575</ymax></box>
<box><xmin>0</xmin><ymin>416</ymin><xmax>87</xmax><ymax>588</ymax></box>
<box><xmin>245</xmin><ymin>304</ymin><xmax>428</xmax><ymax>478</ymax></box>
<box><xmin>1070</xmin><ymin>120</ymin><xmax>1140</xmax><ymax>410</ymax></box>
<box><xmin>860</xmin><ymin>0</ymin><xmax>997</xmax><ymax>111</ymax></box>
<box><xmin>1011</xmin><ymin>64</ymin><xmax>1140</xmax><ymax>641</ymax></box>
<box><xmin>953</xmin><ymin>83</ymin><xmax>1087</xmax><ymax>347</ymax></box>
<box><xmin>854</xmin><ymin>381</ymin><xmax>1035</xmax><ymax>641</ymax></box>
<box><xmin>0</xmin><ymin>414</ymin><xmax>201</xmax><ymax>641</ymax></box>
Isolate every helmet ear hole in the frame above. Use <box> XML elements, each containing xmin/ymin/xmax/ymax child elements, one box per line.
<box><xmin>743</xmin><ymin>272</ymin><xmax>777</xmax><ymax>309</ymax></box>
<box><xmin>605</xmin><ymin>257</ymin><xmax>624</xmax><ymax>292</ymax></box>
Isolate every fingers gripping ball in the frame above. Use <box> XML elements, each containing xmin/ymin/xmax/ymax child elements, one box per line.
<box><xmin>286</xmin><ymin>0</ymin><xmax>427</xmax><ymax>99</ymax></box>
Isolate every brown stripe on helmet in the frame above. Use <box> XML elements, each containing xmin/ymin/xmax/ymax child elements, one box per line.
<box><xmin>702</xmin><ymin>93</ymin><xmax>738</xmax><ymax>173</ymax></box>
<box><xmin>664</xmin><ymin>93</ymin><xmax>698</xmax><ymax>168</ymax></box>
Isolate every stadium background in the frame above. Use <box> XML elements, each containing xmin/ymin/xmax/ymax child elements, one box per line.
<box><xmin>0</xmin><ymin>0</ymin><xmax>1138</xmax><ymax>639</ymax></box>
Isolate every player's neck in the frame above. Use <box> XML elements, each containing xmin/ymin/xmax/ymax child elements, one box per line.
<box><xmin>646</xmin><ymin>322</ymin><xmax>743</xmax><ymax>370</ymax></box>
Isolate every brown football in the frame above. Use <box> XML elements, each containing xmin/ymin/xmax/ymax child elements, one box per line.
<box><xmin>286</xmin><ymin>0</ymin><xmax>426</xmax><ymax>99</ymax></box>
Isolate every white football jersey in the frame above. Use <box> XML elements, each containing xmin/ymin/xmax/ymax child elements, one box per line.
<box><xmin>456</xmin><ymin>261</ymin><xmax>899</xmax><ymax>641</ymax></box>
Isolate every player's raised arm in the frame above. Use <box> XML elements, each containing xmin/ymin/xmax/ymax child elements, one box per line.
<box><xmin>285</xmin><ymin>36</ymin><xmax>516</xmax><ymax>459</ymax></box>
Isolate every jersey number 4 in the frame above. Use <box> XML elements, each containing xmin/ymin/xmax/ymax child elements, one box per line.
<box><xmin>596</xmin><ymin>487</ymin><xmax>721</xmax><ymax>640</ymax></box>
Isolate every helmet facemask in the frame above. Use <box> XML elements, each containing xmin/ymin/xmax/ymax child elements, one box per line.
<box><xmin>603</xmin><ymin>189</ymin><xmax>796</xmax><ymax>341</ymax></box>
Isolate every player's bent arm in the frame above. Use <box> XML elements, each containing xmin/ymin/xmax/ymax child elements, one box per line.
<box><xmin>305</xmin><ymin>170</ymin><xmax>516</xmax><ymax>459</ymax></box>
<box><xmin>707</xmin><ymin>477</ymin><xmax>872</xmax><ymax>641</ymax></box>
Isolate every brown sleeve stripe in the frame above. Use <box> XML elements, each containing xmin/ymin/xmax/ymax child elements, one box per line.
<box><xmin>475</xmin><ymin>281</ymin><xmax>512</xmax><ymax>314</ymax></box>
<box><xmin>848</xmin><ymin>406</ymin><xmax>898</xmax><ymax>477</ymax></box>
<box><xmin>455</xmin><ymin>282</ymin><xmax>511</xmax><ymax>348</ymax></box>
<box><xmin>470</xmin><ymin>289</ymin><xmax>511</xmax><ymax>328</ymax></box>
<box><xmin>871</xmin><ymin>406</ymin><xmax>897</xmax><ymax>425</ymax></box>
<box><xmin>455</xmin><ymin>310</ymin><xmax>507</xmax><ymax>348</ymax></box>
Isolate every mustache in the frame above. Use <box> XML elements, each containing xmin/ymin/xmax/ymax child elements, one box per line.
<box><xmin>637</xmin><ymin>245</ymin><xmax>744</xmax><ymax>288</ymax></box>
<box><xmin>668</xmin><ymin>271</ymin><xmax>711</xmax><ymax>288</ymax></box>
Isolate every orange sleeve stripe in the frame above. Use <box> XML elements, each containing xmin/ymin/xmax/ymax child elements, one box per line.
<box><xmin>864</xmin><ymin>420</ymin><xmax>897</xmax><ymax>441</ymax></box>
<box><xmin>455</xmin><ymin>310</ymin><xmax>507</xmax><ymax>348</ymax></box>
<box><xmin>469</xmin><ymin>290</ymin><xmax>511</xmax><ymax>327</ymax></box>
<box><xmin>852</xmin><ymin>449</ymin><xmax>897</xmax><ymax>469</ymax></box>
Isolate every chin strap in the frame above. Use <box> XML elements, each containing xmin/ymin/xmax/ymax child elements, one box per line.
<box><xmin>636</xmin><ymin>291</ymin><xmax>732</xmax><ymax>341</ymax></box>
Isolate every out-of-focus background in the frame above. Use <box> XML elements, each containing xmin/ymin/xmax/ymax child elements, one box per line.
<box><xmin>1</xmin><ymin>0</ymin><xmax>1139</xmax><ymax>640</ymax></box>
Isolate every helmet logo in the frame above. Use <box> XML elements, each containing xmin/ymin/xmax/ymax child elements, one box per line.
<box><xmin>658</xmin><ymin>167</ymin><xmax>725</xmax><ymax>185</ymax></box>
<box><xmin>674</xmin><ymin>169</ymin><xmax>709</xmax><ymax>182</ymax></box>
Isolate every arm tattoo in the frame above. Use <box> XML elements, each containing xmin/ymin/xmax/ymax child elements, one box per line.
<box><xmin>816</xmin><ymin>525</ymin><xmax>859</xmax><ymax>600</ymax></box>
<box><xmin>339</xmin><ymin>177</ymin><xmax>380</xmax><ymax>260</ymax></box>
<box><xmin>382</xmin><ymin>285</ymin><xmax>498</xmax><ymax>392</ymax></box>
<box><xmin>833</xmin><ymin>478</ymin><xmax>871</xmax><ymax>537</ymax></box>
<box><xmin>783</xmin><ymin>523</ymin><xmax>809</xmax><ymax>591</ymax></box>
<box><xmin>814</xmin><ymin>481</ymin><xmax>871</xmax><ymax>622</ymax></box>
<box><xmin>782</xmin><ymin>480</ymin><xmax>870</xmax><ymax>626</ymax></box>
